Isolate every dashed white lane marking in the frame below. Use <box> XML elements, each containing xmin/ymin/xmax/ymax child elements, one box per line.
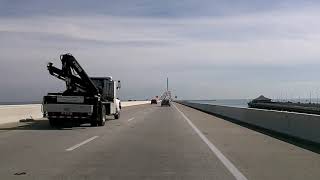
<box><xmin>128</xmin><ymin>117</ymin><xmax>135</xmax><ymax>122</ymax></box>
<box><xmin>173</xmin><ymin>103</ymin><xmax>248</xmax><ymax>180</ymax></box>
<box><xmin>66</xmin><ymin>136</ymin><xmax>99</xmax><ymax>151</ymax></box>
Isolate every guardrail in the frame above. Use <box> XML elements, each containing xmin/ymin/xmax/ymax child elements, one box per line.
<box><xmin>176</xmin><ymin>101</ymin><xmax>320</xmax><ymax>144</ymax></box>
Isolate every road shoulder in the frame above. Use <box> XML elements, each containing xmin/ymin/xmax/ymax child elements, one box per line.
<box><xmin>174</xmin><ymin>102</ymin><xmax>320</xmax><ymax>180</ymax></box>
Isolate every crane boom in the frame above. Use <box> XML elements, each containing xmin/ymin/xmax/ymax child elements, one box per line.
<box><xmin>47</xmin><ymin>54</ymin><xmax>99</xmax><ymax>95</ymax></box>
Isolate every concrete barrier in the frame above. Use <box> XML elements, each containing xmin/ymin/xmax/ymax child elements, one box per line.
<box><xmin>121</xmin><ymin>101</ymin><xmax>150</xmax><ymax>107</ymax></box>
<box><xmin>0</xmin><ymin>101</ymin><xmax>149</xmax><ymax>125</ymax></box>
<box><xmin>176</xmin><ymin>101</ymin><xmax>320</xmax><ymax>144</ymax></box>
<box><xmin>0</xmin><ymin>104</ymin><xmax>42</xmax><ymax>124</ymax></box>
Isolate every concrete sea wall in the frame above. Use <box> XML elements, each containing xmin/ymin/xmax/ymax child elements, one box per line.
<box><xmin>0</xmin><ymin>101</ymin><xmax>150</xmax><ymax>125</ymax></box>
<box><xmin>176</xmin><ymin>101</ymin><xmax>320</xmax><ymax>144</ymax></box>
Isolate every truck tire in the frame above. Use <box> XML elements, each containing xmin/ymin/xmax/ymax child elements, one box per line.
<box><xmin>49</xmin><ymin>118</ymin><xmax>60</xmax><ymax>127</ymax></box>
<box><xmin>98</xmin><ymin>106</ymin><xmax>106</xmax><ymax>126</ymax></box>
<box><xmin>90</xmin><ymin>121</ymin><xmax>98</xmax><ymax>127</ymax></box>
<box><xmin>114</xmin><ymin>112</ymin><xmax>120</xmax><ymax>119</ymax></box>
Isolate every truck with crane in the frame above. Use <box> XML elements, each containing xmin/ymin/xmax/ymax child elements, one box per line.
<box><xmin>42</xmin><ymin>54</ymin><xmax>121</xmax><ymax>127</ymax></box>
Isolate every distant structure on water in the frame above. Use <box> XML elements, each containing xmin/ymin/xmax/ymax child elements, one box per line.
<box><xmin>248</xmin><ymin>95</ymin><xmax>320</xmax><ymax>115</ymax></box>
<box><xmin>250</xmin><ymin>95</ymin><xmax>272</xmax><ymax>103</ymax></box>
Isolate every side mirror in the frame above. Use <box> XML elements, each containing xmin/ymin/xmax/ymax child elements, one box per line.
<box><xmin>117</xmin><ymin>80</ymin><xmax>121</xmax><ymax>89</ymax></box>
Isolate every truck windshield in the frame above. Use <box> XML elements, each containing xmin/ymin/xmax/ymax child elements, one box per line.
<box><xmin>91</xmin><ymin>79</ymin><xmax>103</xmax><ymax>91</ymax></box>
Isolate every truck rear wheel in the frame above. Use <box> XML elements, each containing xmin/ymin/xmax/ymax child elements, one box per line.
<box><xmin>90</xmin><ymin>121</ymin><xmax>98</xmax><ymax>127</ymax></box>
<box><xmin>49</xmin><ymin>118</ymin><xmax>61</xmax><ymax>127</ymax></box>
<box><xmin>98</xmin><ymin>106</ymin><xmax>106</xmax><ymax>126</ymax></box>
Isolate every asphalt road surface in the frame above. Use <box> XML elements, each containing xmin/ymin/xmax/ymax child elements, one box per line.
<box><xmin>0</xmin><ymin>103</ymin><xmax>319</xmax><ymax>180</ymax></box>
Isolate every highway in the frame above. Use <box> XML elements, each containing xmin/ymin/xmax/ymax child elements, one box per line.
<box><xmin>0</xmin><ymin>103</ymin><xmax>319</xmax><ymax>180</ymax></box>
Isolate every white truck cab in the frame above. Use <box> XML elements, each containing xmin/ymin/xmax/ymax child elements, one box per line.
<box><xmin>91</xmin><ymin>77</ymin><xmax>121</xmax><ymax>119</ymax></box>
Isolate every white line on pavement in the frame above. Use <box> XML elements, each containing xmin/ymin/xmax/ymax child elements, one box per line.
<box><xmin>128</xmin><ymin>117</ymin><xmax>135</xmax><ymax>122</ymax></box>
<box><xmin>173</xmin><ymin>103</ymin><xmax>248</xmax><ymax>180</ymax></box>
<box><xmin>66</xmin><ymin>136</ymin><xmax>99</xmax><ymax>151</ymax></box>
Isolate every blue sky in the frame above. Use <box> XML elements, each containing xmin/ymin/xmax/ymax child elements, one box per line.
<box><xmin>1</xmin><ymin>0</ymin><xmax>320</xmax><ymax>101</ymax></box>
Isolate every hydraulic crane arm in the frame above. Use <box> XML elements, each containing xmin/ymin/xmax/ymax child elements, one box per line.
<box><xmin>47</xmin><ymin>54</ymin><xmax>99</xmax><ymax>95</ymax></box>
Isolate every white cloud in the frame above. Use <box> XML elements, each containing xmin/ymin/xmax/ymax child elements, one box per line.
<box><xmin>1</xmin><ymin>7</ymin><xmax>320</xmax><ymax>66</ymax></box>
<box><xmin>1</xmin><ymin>6</ymin><xmax>320</xmax><ymax>100</ymax></box>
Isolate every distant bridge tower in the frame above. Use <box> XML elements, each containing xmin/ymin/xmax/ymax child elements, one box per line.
<box><xmin>167</xmin><ymin>77</ymin><xmax>169</xmax><ymax>92</ymax></box>
<box><xmin>160</xmin><ymin>77</ymin><xmax>171</xmax><ymax>100</ymax></box>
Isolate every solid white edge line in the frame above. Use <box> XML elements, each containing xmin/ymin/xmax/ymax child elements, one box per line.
<box><xmin>173</xmin><ymin>103</ymin><xmax>248</xmax><ymax>180</ymax></box>
<box><xmin>66</xmin><ymin>136</ymin><xmax>99</xmax><ymax>151</ymax></box>
<box><xmin>128</xmin><ymin>117</ymin><xmax>135</xmax><ymax>122</ymax></box>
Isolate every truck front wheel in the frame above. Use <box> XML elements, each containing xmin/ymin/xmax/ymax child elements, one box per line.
<box><xmin>114</xmin><ymin>112</ymin><xmax>120</xmax><ymax>119</ymax></box>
